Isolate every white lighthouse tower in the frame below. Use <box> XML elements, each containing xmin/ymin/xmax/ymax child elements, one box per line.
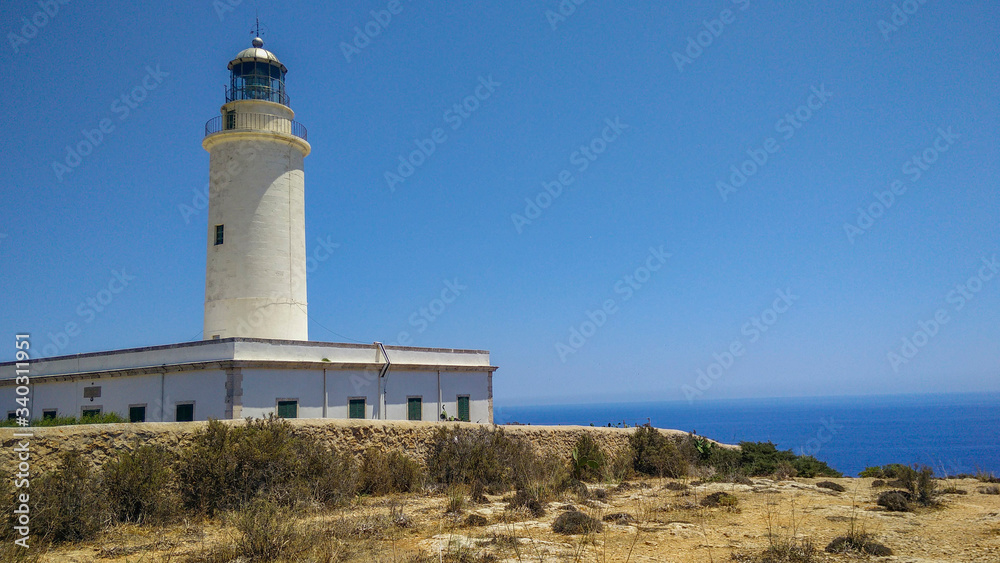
<box><xmin>202</xmin><ymin>37</ymin><xmax>310</xmax><ymax>340</ymax></box>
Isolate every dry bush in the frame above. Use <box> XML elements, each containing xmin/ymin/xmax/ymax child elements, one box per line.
<box><xmin>177</xmin><ymin>417</ymin><xmax>358</xmax><ymax>515</ymax></box>
<box><xmin>552</xmin><ymin>511</ymin><xmax>602</xmax><ymax>535</ymax></box>
<box><xmin>700</xmin><ymin>491</ymin><xmax>739</xmax><ymax>509</ymax></box>
<box><xmin>103</xmin><ymin>445</ymin><xmax>179</xmax><ymax>525</ymax></box>
<box><xmin>826</xmin><ymin>533</ymin><xmax>892</xmax><ymax>556</ymax></box>
<box><xmin>815</xmin><ymin>481</ymin><xmax>845</xmax><ymax>493</ymax></box>
<box><xmin>31</xmin><ymin>451</ymin><xmax>109</xmax><ymax>544</ymax></box>
<box><xmin>230</xmin><ymin>498</ymin><xmax>297</xmax><ymax>561</ymax></box>
<box><xmin>876</xmin><ymin>490</ymin><xmax>910</xmax><ymax>512</ymax></box>
<box><xmin>359</xmin><ymin>447</ymin><xmax>424</xmax><ymax>495</ymax></box>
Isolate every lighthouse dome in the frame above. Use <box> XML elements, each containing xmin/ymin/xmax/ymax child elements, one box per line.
<box><xmin>228</xmin><ymin>37</ymin><xmax>287</xmax><ymax>73</ymax></box>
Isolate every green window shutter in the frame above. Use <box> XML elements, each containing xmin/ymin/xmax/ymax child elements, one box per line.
<box><xmin>176</xmin><ymin>404</ymin><xmax>194</xmax><ymax>422</ymax></box>
<box><xmin>349</xmin><ymin>399</ymin><xmax>365</xmax><ymax>419</ymax></box>
<box><xmin>457</xmin><ymin>396</ymin><xmax>470</xmax><ymax>422</ymax></box>
<box><xmin>129</xmin><ymin>406</ymin><xmax>146</xmax><ymax>423</ymax></box>
<box><xmin>82</xmin><ymin>408</ymin><xmax>101</xmax><ymax>419</ymax></box>
<box><xmin>407</xmin><ymin>397</ymin><xmax>422</xmax><ymax>421</ymax></box>
<box><xmin>277</xmin><ymin>400</ymin><xmax>297</xmax><ymax>419</ymax></box>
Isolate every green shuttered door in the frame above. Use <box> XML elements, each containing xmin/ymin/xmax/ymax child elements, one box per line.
<box><xmin>349</xmin><ymin>399</ymin><xmax>365</xmax><ymax>419</ymax></box>
<box><xmin>407</xmin><ymin>397</ymin><xmax>422</xmax><ymax>421</ymax></box>
<box><xmin>277</xmin><ymin>400</ymin><xmax>297</xmax><ymax>418</ymax></box>
<box><xmin>458</xmin><ymin>396</ymin><xmax>470</xmax><ymax>422</ymax></box>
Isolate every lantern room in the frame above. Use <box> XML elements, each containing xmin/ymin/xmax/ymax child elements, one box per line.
<box><xmin>226</xmin><ymin>37</ymin><xmax>289</xmax><ymax>106</ymax></box>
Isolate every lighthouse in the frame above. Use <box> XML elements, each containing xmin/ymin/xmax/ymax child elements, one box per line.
<box><xmin>202</xmin><ymin>37</ymin><xmax>310</xmax><ymax>340</ymax></box>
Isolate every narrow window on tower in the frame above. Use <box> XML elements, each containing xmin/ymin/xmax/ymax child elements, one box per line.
<box><xmin>214</xmin><ymin>224</ymin><xmax>224</xmax><ymax>245</ymax></box>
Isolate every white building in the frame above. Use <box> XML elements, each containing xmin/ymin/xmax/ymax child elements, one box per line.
<box><xmin>0</xmin><ymin>39</ymin><xmax>496</xmax><ymax>423</ymax></box>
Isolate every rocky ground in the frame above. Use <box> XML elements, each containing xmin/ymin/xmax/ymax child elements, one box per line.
<box><xmin>30</xmin><ymin>476</ymin><xmax>1000</xmax><ymax>562</ymax></box>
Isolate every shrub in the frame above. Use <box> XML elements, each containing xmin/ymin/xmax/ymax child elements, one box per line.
<box><xmin>826</xmin><ymin>533</ymin><xmax>893</xmax><ymax>556</ymax></box>
<box><xmin>570</xmin><ymin>434</ymin><xmax>606</xmax><ymax>482</ymax></box>
<box><xmin>176</xmin><ymin>417</ymin><xmax>357</xmax><ymax>515</ymax></box>
<box><xmin>464</xmin><ymin>513</ymin><xmax>488</xmax><ymax>527</ymax></box>
<box><xmin>298</xmin><ymin>440</ymin><xmax>359</xmax><ymax>506</ymax></box>
<box><xmin>359</xmin><ymin>448</ymin><xmax>424</xmax><ymax>495</ymax></box>
<box><xmin>940</xmin><ymin>486</ymin><xmax>967</xmax><ymax>495</ymax></box>
<box><xmin>700</xmin><ymin>491</ymin><xmax>739</xmax><ymax>508</ymax></box>
<box><xmin>552</xmin><ymin>511</ymin><xmax>602</xmax><ymax>535</ymax></box>
<box><xmin>705</xmin><ymin>445</ymin><xmax>743</xmax><ymax>475</ymax></box>
<box><xmin>871</xmin><ymin>479</ymin><xmax>887</xmax><ymax>488</ymax></box>
<box><xmin>859</xmin><ymin>463</ymin><xmax>911</xmax><ymax>479</ymax></box>
<box><xmin>32</xmin><ymin>451</ymin><xmax>108</xmax><ymax>543</ymax></box>
<box><xmin>735</xmin><ymin>442</ymin><xmax>841</xmax><ymax>478</ymax></box>
<box><xmin>428</xmin><ymin>426</ymin><xmax>566</xmax><ymax>493</ymax></box>
<box><xmin>604</xmin><ymin>446</ymin><xmax>636</xmax><ymax>482</ymax></box>
<box><xmin>231</xmin><ymin>498</ymin><xmax>296</xmax><ymax>561</ymax></box>
<box><xmin>976</xmin><ymin>471</ymin><xmax>1000</xmax><ymax>483</ymax></box>
<box><xmin>876</xmin><ymin>490</ymin><xmax>910</xmax><ymax>512</ymax></box>
<box><xmin>816</xmin><ymin>481</ymin><xmax>846</xmax><ymax>493</ymax></box>
<box><xmin>979</xmin><ymin>485</ymin><xmax>1000</xmax><ymax>495</ymax></box>
<box><xmin>505</xmin><ymin>488</ymin><xmax>545</xmax><ymax>517</ymax></box>
<box><xmin>603</xmin><ymin>512</ymin><xmax>635</xmax><ymax>524</ymax></box>
<box><xmin>103</xmin><ymin>445</ymin><xmax>179</xmax><ymax>525</ymax></box>
<box><xmin>629</xmin><ymin>427</ymin><xmax>686</xmax><ymax>478</ymax></box>
<box><xmin>0</xmin><ymin>412</ymin><xmax>129</xmax><ymax>428</ymax></box>
<box><xmin>751</xmin><ymin>538</ymin><xmax>818</xmax><ymax>562</ymax></box>
<box><xmin>912</xmin><ymin>466</ymin><xmax>937</xmax><ymax>505</ymax></box>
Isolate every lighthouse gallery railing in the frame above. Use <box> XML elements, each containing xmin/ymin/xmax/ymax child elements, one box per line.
<box><xmin>204</xmin><ymin>113</ymin><xmax>307</xmax><ymax>141</ymax></box>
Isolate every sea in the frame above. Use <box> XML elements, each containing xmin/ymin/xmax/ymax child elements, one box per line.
<box><xmin>494</xmin><ymin>393</ymin><xmax>1000</xmax><ymax>478</ymax></box>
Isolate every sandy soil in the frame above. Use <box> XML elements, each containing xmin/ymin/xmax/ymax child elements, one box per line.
<box><xmin>32</xmin><ymin>476</ymin><xmax>1000</xmax><ymax>562</ymax></box>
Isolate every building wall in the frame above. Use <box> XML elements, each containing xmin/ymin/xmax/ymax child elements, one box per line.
<box><xmin>1</xmin><ymin>370</ymin><xmax>227</xmax><ymax>422</ymax></box>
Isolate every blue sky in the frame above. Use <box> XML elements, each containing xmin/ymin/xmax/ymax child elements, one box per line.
<box><xmin>1</xmin><ymin>1</ymin><xmax>997</xmax><ymax>405</ymax></box>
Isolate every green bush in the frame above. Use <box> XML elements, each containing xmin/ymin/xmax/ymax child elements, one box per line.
<box><xmin>570</xmin><ymin>434</ymin><xmax>606</xmax><ymax>482</ymax></box>
<box><xmin>859</xmin><ymin>463</ymin><xmax>911</xmax><ymax>479</ymax></box>
<box><xmin>103</xmin><ymin>445</ymin><xmax>179</xmax><ymax>525</ymax></box>
<box><xmin>0</xmin><ymin>412</ymin><xmax>129</xmax><ymax>427</ymax></box>
<box><xmin>629</xmin><ymin>427</ymin><xmax>686</xmax><ymax>478</ymax></box>
<box><xmin>32</xmin><ymin>451</ymin><xmax>108</xmax><ymax>543</ymax></box>
<box><xmin>735</xmin><ymin>442</ymin><xmax>841</xmax><ymax>478</ymax></box>
<box><xmin>359</xmin><ymin>448</ymin><xmax>424</xmax><ymax>495</ymax></box>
